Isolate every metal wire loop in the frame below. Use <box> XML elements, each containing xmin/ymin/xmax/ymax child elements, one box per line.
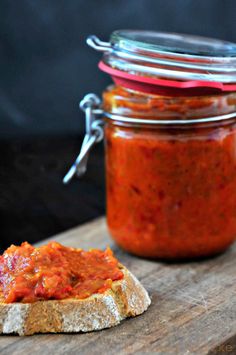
<box><xmin>63</xmin><ymin>94</ymin><xmax>103</xmax><ymax>184</ymax></box>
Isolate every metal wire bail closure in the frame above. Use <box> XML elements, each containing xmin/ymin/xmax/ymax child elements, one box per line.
<box><xmin>63</xmin><ymin>93</ymin><xmax>104</xmax><ymax>184</ymax></box>
<box><xmin>63</xmin><ymin>91</ymin><xmax>236</xmax><ymax>184</ymax></box>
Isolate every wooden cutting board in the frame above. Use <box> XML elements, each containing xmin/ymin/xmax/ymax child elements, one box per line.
<box><xmin>1</xmin><ymin>217</ymin><xmax>236</xmax><ymax>355</ymax></box>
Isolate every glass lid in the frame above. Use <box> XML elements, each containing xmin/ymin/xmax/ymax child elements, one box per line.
<box><xmin>110</xmin><ymin>30</ymin><xmax>236</xmax><ymax>59</ymax></box>
<box><xmin>87</xmin><ymin>30</ymin><xmax>236</xmax><ymax>90</ymax></box>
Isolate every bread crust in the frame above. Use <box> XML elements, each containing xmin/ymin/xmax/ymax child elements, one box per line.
<box><xmin>0</xmin><ymin>265</ymin><xmax>151</xmax><ymax>335</ymax></box>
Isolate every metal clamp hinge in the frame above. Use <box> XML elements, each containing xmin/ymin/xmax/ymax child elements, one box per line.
<box><xmin>63</xmin><ymin>93</ymin><xmax>104</xmax><ymax>184</ymax></box>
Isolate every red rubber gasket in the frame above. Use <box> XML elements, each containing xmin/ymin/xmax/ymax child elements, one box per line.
<box><xmin>99</xmin><ymin>61</ymin><xmax>236</xmax><ymax>96</ymax></box>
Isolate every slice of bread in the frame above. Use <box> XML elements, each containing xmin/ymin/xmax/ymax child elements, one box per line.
<box><xmin>0</xmin><ymin>264</ymin><xmax>151</xmax><ymax>335</ymax></box>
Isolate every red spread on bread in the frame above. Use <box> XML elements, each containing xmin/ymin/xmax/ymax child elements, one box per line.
<box><xmin>0</xmin><ymin>242</ymin><xmax>124</xmax><ymax>303</ymax></box>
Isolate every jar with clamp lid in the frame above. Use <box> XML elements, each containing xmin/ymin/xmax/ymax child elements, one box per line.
<box><xmin>64</xmin><ymin>30</ymin><xmax>236</xmax><ymax>259</ymax></box>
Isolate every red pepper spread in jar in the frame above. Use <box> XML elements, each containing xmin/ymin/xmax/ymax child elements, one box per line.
<box><xmin>104</xmin><ymin>86</ymin><xmax>236</xmax><ymax>259</ymax></box>
<box><xmin>65</xmin><ymin>31</ymin><xmax>236</xmax><ymax>260</ymax></box>
<box><xmin>0</xmin><ymin>242</ymin><xmax>123</xmax><ymax>303</ymax></box>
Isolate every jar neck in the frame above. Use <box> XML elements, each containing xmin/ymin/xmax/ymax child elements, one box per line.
<box><xmin>103</xmin><ymin>85</ymin><xmax>236</xmax><ymax>121</ymax></box>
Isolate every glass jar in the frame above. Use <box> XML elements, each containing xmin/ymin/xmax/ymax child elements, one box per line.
<box><xmin>64</xmin><ymin>30</ymin><xmax>236</xmax><ymax>260</ymax></box>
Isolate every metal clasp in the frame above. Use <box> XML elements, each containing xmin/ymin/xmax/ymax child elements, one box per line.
<box><xmin>63</xmin><ymin>93</ymin><xmax>104</xmax><ymax>184</ymax></box>
<box><xmin>86</xmin><ymin>35</ymin><xmax>112</xmax><ymax>52</ymax></box>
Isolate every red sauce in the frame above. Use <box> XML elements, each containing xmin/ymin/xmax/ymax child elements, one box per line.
<box><xmin>0</xmin><ymin>242</ymin><xmax>123</xmax><ymax>303</ymax></box>
<box><xmin>103</xmin><ymin>86</ymin><xmax>236</xmax><ymax>259</ymax></box>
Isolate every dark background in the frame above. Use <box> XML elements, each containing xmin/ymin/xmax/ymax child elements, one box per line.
<box><xmin>1</xmin><ymin>0</ymin><xmax>236</xmax><ymax>250</ymax></box>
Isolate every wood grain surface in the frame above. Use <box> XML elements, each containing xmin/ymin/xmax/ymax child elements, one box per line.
<box><xmin>1</xmin><ymin>217</ymin><xmax>236</xmax><ymax>355</ymax></box>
